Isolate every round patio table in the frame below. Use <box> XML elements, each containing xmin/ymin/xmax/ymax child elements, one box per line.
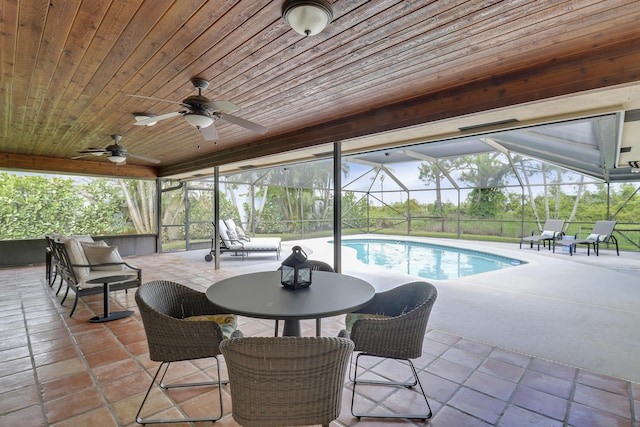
<box><xmin>206</xmin><ymin>270</ymin><xmax>375</xmax><ymax>336</ymax></box>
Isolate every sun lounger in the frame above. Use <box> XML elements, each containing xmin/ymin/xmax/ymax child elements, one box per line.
<box><xmin>569</xmin><ymin>220</ymin><xmax>619</xmax><ymax>256</ymax></box>
<box><xmin>519</xmin><ymin>219</ymin><xmax>565</xmax><ymax>251</ymax></box>
<box><xmin>204</xmin><ymin>220</ymin><xmax>281</xmax><ymax>261</ymax></box>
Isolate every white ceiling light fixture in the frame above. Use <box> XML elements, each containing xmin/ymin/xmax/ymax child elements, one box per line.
<box><xmin>282</xmin><ymin>0</ymin><xmax>333</xmax><ymax>37</ymax></box>
<box><xmin>184</xmin><ymin>113</ymin><xmax>214</xmax><ymax>129</ymax></box>
<box><xmin>108</xmin><ymin>155</ymin><xmax>127</xmax><ymax>163</ymax></box>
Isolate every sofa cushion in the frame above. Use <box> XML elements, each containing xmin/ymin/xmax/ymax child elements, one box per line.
<box><xmin>59</xmin><ymin>236</ymin><xmax>91</xmax><ymax>280</ymax></box>
<box><xmin>82</xmin><ymin>245</ymin><xmax>125</xmax><ymax>271</ymax></box>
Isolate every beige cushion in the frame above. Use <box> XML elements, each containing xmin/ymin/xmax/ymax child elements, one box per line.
<box><xmin>82</xmin><ymin>245</ymin><xmax>125</xmax><ymax>271</ymax></box>
<box><xmin>80</xmin><ymin>240</ymin><xmax>108</xmax><ymax>250</ymax></box>
<box><xmin>59</xmin><ymin>237</ymin><xmax>90</xmax><ymax>280</ymax></box>
<box><xmin>345</xmin><ymin>313</ymin><xmax>391</xmax><ymax>332</ymax></box>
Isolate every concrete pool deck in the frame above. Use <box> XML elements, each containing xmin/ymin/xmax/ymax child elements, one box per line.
<box><xmin>183</xmin><ymin>234</ymin><xmax>640</xmax><ymax>384</ymax></box>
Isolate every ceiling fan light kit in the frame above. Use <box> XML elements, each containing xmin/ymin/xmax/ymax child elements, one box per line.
<box><xmin>282</xmin><ymin>0</ymin><xmax>333</xmax><ymax>36</ymax></box>
<box><xmin>184</xmin><ymin>113</ymin><xmax>214</xmax><ymax>129</ymax></box>
<box><xmin>108</xmin><ymin>155</ymin><xmax>127</xmax><ymax>163</ymax></box>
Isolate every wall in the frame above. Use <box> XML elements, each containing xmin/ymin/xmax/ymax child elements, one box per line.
<box><xmin>0</xmin><ymin>234</ymin><xmax>158</xmax><ymax>267</ymax></box>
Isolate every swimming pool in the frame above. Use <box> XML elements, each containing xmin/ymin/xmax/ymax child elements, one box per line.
<box><xmin>339</xmin><ymin>239</ymin><xmax>524</xmax><ymax>280</ymax></box>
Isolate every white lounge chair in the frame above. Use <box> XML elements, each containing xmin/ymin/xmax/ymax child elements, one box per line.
<box><xmin>204</xmin><ymin>220</ymin><xmax>281</xmax><ymax>261</ymax></box>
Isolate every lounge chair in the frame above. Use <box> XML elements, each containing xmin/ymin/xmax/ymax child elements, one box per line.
<box><xmin>224</xmin><ymin>218</ymin><xmax>281</xmax><ymax>247</ymax></box>
<box><xmin>519</xmin><ymin>219</ymin><xmax>565</xmax><ymax>251</ymax></box>
<box><xmin>571</xmin><ymin>220</ymin><xmax>619</xmax><ymax>256</ymax></box>
<box><xmin>205</xmin><ymin>219</ymin><xmax>281</xmax><ymax>261</ymax></box>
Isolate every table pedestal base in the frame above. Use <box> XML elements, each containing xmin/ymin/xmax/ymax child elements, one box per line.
<box><xmin>282</xmin><ymin>320</ymin><xmax>301</xmax><ymax>337</ymax></box>
<box><xmin>90</xmin><ymin>310</ymin><xmax>134</xmax><ymax>323</ymax></box>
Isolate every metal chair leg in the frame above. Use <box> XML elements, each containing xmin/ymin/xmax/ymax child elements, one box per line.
<box><xmin>136</xmin><ymin>356</ymin><xmax>226</xmax><ymax>424</ymax></box>
<box><xmin>350</xmin><ymin>352</ymin><xmax>432</xmax><ymax>421</ymax></box>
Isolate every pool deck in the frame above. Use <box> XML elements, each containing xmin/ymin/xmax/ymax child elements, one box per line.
<box><xmin>2</xmin><ymin>235</ymin><xmax>639</xmax><ymax>426</ymax></box>
<box><xmin>291</xmin><ymin>235</ymin><xmax>640</xmax><ymax>384</ymax></box>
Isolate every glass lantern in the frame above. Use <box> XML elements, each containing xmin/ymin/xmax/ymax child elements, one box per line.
<box><xmin>280</xmin><ymin>246</ymin><xmax>312</xmax><ymax>290</ymax></box>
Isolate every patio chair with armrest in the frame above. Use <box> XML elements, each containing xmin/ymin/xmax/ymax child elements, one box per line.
<box><xmin>519</xmin><ymin>219</ymin><xmax>565</xmax><ymax>251</ymax></box>
<box><xmin>135</xmin><ymin>280</ymin><xmax>238</xmax><ymax>424</ymax></box>
<box><xmin>339</xmin><ymin>281</ymin><xmax>438</xmax><ymax>420</ymax></box>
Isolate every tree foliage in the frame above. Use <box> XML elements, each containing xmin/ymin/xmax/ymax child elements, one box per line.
<box><xmin>0</xmin><ymin>173</ymin><xmax>131</xmax><ymax>239</ymax></box>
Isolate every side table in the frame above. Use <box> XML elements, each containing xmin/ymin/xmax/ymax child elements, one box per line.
<box><xmin>86</xmin><ymin>274</ymin><xmax>137</xmax><ymax>322</ymax></box>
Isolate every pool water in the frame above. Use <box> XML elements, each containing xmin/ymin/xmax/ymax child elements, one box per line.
<box><xmin>340</xmin><ymin>239</ymin><xmax>523</xmax><ymax>280</ymax></box>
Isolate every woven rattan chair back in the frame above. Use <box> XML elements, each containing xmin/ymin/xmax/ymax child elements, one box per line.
<box><xmin>220</xmin><ymin>336</ymin><xmax>353</xmax><ymax>427</ymax></box>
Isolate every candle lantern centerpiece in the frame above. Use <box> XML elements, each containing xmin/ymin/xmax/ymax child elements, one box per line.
<box><xmin>280</xmin><ymin>246</ymin><xmax>312</xmax><ymax>290</ymax></box>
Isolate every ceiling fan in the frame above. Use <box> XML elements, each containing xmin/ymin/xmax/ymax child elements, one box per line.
<box><xmin>72</xmin><ymin>135</ymin><xmax>160</xmax><ymax>164</ymax></box>
<box><xmin>128</xmin><ymin>77</ymin><xmax>268</xmax><ymax>141</ymax></box>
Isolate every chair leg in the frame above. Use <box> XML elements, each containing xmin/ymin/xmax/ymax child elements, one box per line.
<box><xmin>136</xmin><ymin>357</ymin><xmax>226</xmax><ymax>424</ymax></box>
<box><xmin>350</xmin><ymin>352</ymin><xmax>432</xmax><ymax>421</ymax></box>
<box><xmin>68</xmin><ymin>292</ymin><xmax>79</xmax><ymax>317</ymax></box>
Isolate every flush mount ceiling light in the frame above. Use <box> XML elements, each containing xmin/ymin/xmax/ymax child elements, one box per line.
<box><xmin>184</xmin><ymin>113</ymin><xmax>214</xmax><ymax>129</ymax></box>
<box><xmin>108</xmin><ymin>155</ymin><xmax>126</xmax><ymax>163</ymax></box>
<box><xmin>282</xmin><ymin>0</ymin><xmax>333</xmax><ymax>36</ymax></box>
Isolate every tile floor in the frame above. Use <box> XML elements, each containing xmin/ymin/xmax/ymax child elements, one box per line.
<box><xmin>0</xmin><ymin>252</ymin><xmax>638</xmax><ymax>427</ymax></box>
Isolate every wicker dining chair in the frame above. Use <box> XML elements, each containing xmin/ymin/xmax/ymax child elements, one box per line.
<box><xmin>275</xmin><ymin>259</ymin><xmax>334</xmax><ymax>336</ymax></box>
<box><xmin>135</xmin><ymin>280</ymin><xmax>238</xmax><ymax>424</ymax></box>
<box><xmin>220</xmin><ymin>335</ymin><xmax>354</xmax><ymax>427</ymax></box>
<box><xmin>339</xmin><ymin>281</ymin><xmax>438</xmax><ymax>420</ymax></box>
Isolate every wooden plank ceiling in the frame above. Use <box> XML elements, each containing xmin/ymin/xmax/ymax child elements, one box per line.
<box><xmin>1</xmin><ymin>0</ymin><xmax>640</xmax><ymax>179</ymax></box>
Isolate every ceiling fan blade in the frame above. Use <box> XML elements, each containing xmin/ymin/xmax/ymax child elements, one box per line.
<box><xmin>78</xmin><ymin>147</ymin><xmax>108</xmax><ymax>153</ymax></box>
<box><xmin>72</xmin><ymin>153</ymin><xmax>102</xmax><ymax>160</ymax></box>
<box><xmin>203</xmin><ymin>100</ymin><xmax>240</xmax><ymax>113</ymax></box>
<box><xmin>133</xmin><ymin>111</ymin><xmax>183</xmax><ymax>126</ymax></box>
<box><xmin>200</xmin><ymin>122</ymin><xmax>219</xmax><ymax>141</ymax></box>
<box><xmin>219</xmin><ymin>113</ymin><xmax>267</xmax><ymax>134</ymax></box>
<box><xmin>126</xmin><ymin>94</ymin><xmax>187</xmax><ymax>106</ymax></box>
<box><xmin>127</xmin><ymin>153</ymin><xmax>161</xmax><ymax>164</ymax></box>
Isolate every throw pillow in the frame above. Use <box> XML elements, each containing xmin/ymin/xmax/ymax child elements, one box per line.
<box><xmin>345</xmin><ymin>312</ymin><xmax>391</xmax><ymax>332</ymax></box>
<box><xmin>540</xmin><ymin>230</ymin><xmax>556</xmax><ymax>238</ymax></box>
<box><xmin>235</xmin><ymin>226</ymin><xmax>247</xmax><ymax>239</ymax></box>
<box><xmin>587</xmin><ymin>233</ymin><xmax>607</xmax><ymax>241</ymax></box>
<box><xmin>184</xmin><ymin>314</ymin><xmax>238</xmax><ymax>339</ymax></box>
<box><xmin>82</xmin><ymin>245</ymin><xmax>124</xmax><ymax>271</ymax></box>
<box><xmin>80</xmin><ymin>240</ymin><xmax>108</xmax><ymax>249</ymax></box>
<box><xmin>226</xmin><ymin>228</ymin><xmax>239</xmax><ymax>241</ymax></box>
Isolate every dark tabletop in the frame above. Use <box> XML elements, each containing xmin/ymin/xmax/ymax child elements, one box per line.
<box><xmin>206</xmin><ymin>270</ymin><xmax>375</xmax><ymax>320</ymax></box>
<box><xmin>85</xmin><ymin>274</ymin><xmax>137</xmax><ymax>284</ymax></box>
